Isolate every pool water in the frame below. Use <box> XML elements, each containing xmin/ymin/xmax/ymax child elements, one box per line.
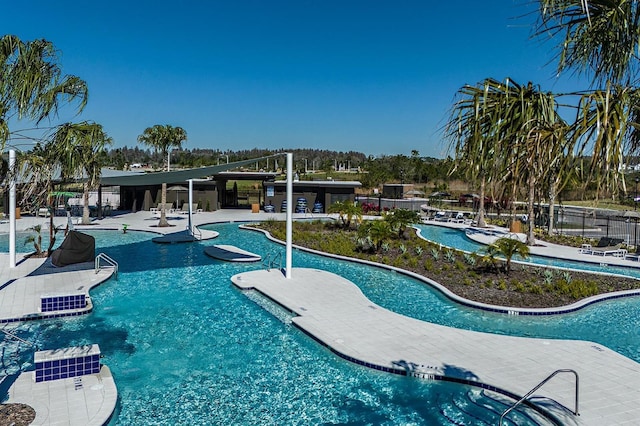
<box><xmin>415</xmin><ymin>224</ymin><xmax>640</xmax><ymax>279</ymax></box>
<box><xmin>2</xmin><ymin>223</ymin><xmax>637</xmax><ymax>424</ymax></box>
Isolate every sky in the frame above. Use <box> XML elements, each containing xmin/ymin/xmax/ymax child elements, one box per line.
<box><xmin>4</xmin><ymin>1</ymin><xmax>589</xmax><ymax>158</ymax></box>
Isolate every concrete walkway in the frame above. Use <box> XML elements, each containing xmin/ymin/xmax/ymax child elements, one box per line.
<box><xmin>6</xmin><ymin>366</ymin><xmax>117</xmax><ymax>426</ymax></box>
<box><xmin>232</xmin><ymin>268</ymin><xmax>640</xmax><ymax>425</ymax></box>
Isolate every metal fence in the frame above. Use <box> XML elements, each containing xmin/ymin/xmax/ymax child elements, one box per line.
<box><xmin>356</xmin><ymin>196</ymin><xmax>427</xmax><ymax>213</ymax></box>
<box><xmin>546</xmin><ymin>206</ymin><xmax>640</xmax><ymax>246</ymax></box>
<box><xmin>356</xmin><ymin>196</ymin><xmax>640</xmax><ymax>247</ymax></box>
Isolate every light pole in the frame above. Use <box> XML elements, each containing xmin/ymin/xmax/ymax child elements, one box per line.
<box><xmin>635</xmin><ymin>177</ymin><xmax>639</xmax><ymax>210</ymax></box>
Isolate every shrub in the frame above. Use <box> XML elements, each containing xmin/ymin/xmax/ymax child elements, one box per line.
<box><xmin>424</xmin><ymin>259</ymin><xmax>434</xmax><ymax>272</ymax></box>
<box><xmin>463</xmin><ymin>253</ymin><xmax>477</xmax><ymax>267</ymax></box>
<box><xmin>430</xmin><ymin>248</ymin><xmax>440</xmax><ymax>260</ymax></box>
<box><xmin>444</xmin><ymin>250</ymin><xmax>456</xmax><ymax>263</ymax></box>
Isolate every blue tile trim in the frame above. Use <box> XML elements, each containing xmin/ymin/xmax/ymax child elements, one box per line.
<box><xmin>0</xmin><ymin>306</ymin><xmax>94</xmax><ymax>324</ymax></box>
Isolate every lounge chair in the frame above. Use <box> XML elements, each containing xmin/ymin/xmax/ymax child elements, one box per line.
<box><xmin>152</xmin><ymin>203</ymin><xmax>174</xmax><ymax>216</ymax></box>
<box><xmin>588</xmin><ymin>237</ymin><xmax>626</xmax><ymax>256</ymax></box>
<box><xmin>179</xmin><ymin>203</ymin><xmax>198</xmax><ymax>214</ymax></box>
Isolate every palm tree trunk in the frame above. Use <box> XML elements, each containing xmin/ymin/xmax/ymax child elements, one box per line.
<box><xmin>82</xmin><ymin>183</ymin><xmax>91</xmax><ymax>225</ymax></box>
<box><xmin>47</xmin><ymin>183</ymin><xmax>54</xmax><ymax>256</ymax></box>
<box><xmin>510</xmin><ymin>181</ymin><xmax>518</xmax><ymax>226</ymax></box>
<box><xmin>158</xmin><ymin>182</ymin><xmax>169</xmax><ymax>227</ymax></box>
<box><xmin>527</xmin><ymin>174</ymin><xmax>536</xmax><ymax>245</ymax></box>
<box><xmin>547</xmin><ymin>177</ymin><xmax>558</xmax><ymax>235</ymax></box>
<box><xmin>476</xmin><ymin>176</ymin><xmax>487</xmax><ymax>227</ymax></box>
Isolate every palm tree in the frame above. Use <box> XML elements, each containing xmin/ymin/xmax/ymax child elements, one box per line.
<box><xmin>535</xmin><ymin>0</ymin><xmax>640</xmax><ymax>87</ymax></box>
<box><xmin>49</xmin><ymin>122</ymin><xmax>112</xmax><ymax>224</ymax></box>
<box><xmin>328</xmin><ymin>200</ymin><xmax>363</xmax><ymax>229</ymax></box>
<box><xmin>137</xmin><ymin>124</ymin><xmax>187</xmax><ymax>227</ymax></box>
<box><xmin>358</xmin><ymin>219</ymin><xmax>392</xmax><ymax>251</ymax></box>
<box><xmin>446</xmin><ymin>78</ymin><xmax>510</xmax><ymax>228</ymax></box>
<box><xmin>16</xmin><ymin>142</ymin><xmax>62</xmax><ymax>254</ymax></box>
<box><xmin>23</xmin><ymin>224</ymin><xmax>43</xmax><ymax>256</ymax></box>
<box><xmin>535</xmin><ymin>1</ymin><xmax>640</xmax><ymax>200</ymax></box>
<box><xmin>0</xmin><ymin>35</ymin><xmax>88</xmax><ymax>149</ymax></box>
<box><xmin>484</xmin><ymin>236</ymin><xmax>530</xmax><ymax>274</ymax></box>
<box><xmin>384</xmin><ymin>208</ymin><xmax>421</xmax><ymax>239</ymax></box>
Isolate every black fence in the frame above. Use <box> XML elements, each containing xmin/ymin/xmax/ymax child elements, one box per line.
<box><xmin>544</xmin><ymin>206</ymin><xmax>640</xmax><ymax>246</ymax></box>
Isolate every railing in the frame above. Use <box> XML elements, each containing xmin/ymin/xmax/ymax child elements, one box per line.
<box><xmin>95</xmin><ymin>253</ymin><xmax>119</xmax><ymax>279</ymax></box>
<box><xmin>499</xmin><ymin>369</ymin><xmax>579</xmax><ymax>426</ymax></box>
<box><xmin>190</xmin><ymin>225</ymin><xmax>202</xmax><ymax>240</ymax></box>
<box><xmin>1</xmin><ymin>327</ymin><xmax>36</xmax><ymax>347</ymax></box>
<box><xmin>262</xmin><ymin>251</ymin><xmax>283</xmax><ymax>271</ymax></box>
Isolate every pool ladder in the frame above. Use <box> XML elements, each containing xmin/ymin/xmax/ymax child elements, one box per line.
<box><xmin>189</xmin><ymin>225</ymin><xmax>202</xmax><ymax>240</ymax></box>
<box><xmin>262</xmin><ymin>251</ymin><xmax>283</xmax><ymax>271</ymax></box>
<box><xmin>95</xmin><ymin>253</ymin><xmax>119</xmax><ymax>279</ymax></box>
<box><xmin>1</xmin><ymin>327</ymin><xmax>36</xmax><ymax>347</ymax></box>
<box><xmin>499</xmin><ymin>368</ymin><xmax>579</xmax><ymax>425</ymax></box>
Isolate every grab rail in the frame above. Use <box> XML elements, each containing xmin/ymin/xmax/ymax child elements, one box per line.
<box><xmin>1</xmin><ymin>328</ymin><xmax>36</xmax><ymax>347</ymax></box>
<box><xmin>499</xmin><ymin>369</ymin><xmax>579</xmax><ymax>425</ymax></box>
<box><xmin>95</xmin><ymin>252</ymin><xmax>119</xmax><ymax>279</ymax></box>
<box><xmin>190</xmin><ymin>225</ymin><xmax>202</xmax><ymax>240</ymax></box>
<box><xmin>262</xmin><ymin>251</ymin><xmax>283</xmax><ymax>271</ymax></box>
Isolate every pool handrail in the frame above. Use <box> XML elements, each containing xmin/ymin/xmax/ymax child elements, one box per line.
<box><xmin>499</xmin><ymin>368</ymin><xmax>579</xmax><ymax>425</ymax></box>
<box><xmin>95</xmin><ymin>252</ymin><xmax>118</xmax><ymax>279</ymax></box>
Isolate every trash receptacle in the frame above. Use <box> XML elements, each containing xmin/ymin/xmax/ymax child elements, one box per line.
<box><xmin>251</xmin><ymin>203</ymin><xmax>260</xmax><ymax>213</ymax></box>
<box><xmin>510</xmin><ymin>220</ymin><xmax>522</xmax><ymax>233</ymax></box>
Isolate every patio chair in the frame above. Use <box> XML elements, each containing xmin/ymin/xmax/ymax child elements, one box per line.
<box><xmin>590</xmin><ymin>237</ymin><xmax>626</xmax><ymax>256</ymax></box>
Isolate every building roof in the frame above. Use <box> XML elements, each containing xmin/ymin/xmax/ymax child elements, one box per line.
<box><xmin>271</xmin><ymin>180</ymin><xmax>361</xmax><ymax>188</ymax></box>
<box><xmin>99</xmin><ymin>157</ymin><xmax>278</xmax><ymax>186</ymax></box>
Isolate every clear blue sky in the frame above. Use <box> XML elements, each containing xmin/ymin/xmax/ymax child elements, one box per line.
<box><xmin>5</xmin><ymin>0</ymin><xmax>587</xmax><ymax>157</ymax></box>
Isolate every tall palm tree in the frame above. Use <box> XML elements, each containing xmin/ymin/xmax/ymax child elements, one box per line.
<box><xmin>137</xmin><ymin>124</ymin><xmax>187</xmax><ymax>227</ymax></box>
<box><xmin>446</xmin><ymin>79</ymin><xmax>506</xmax><ymax>227</ymax></box>
<box><xmin>0</xmin><ymin>35</ymin><xmax>88</xmax><ymax>149</ymax></box>
<box><xmin>572</xmin><ymin>85</ymin><xmax>633</xmax><ymax>201</ymax></box>
<box><xmin>535</xmin><ymin>1</ymin><xmax>640</xmax><ymax>197</ymax></box>
<box><xmin>16</xmin><ymin>142</ymin><xmax>61</xmax><ymax>254</ymax></box>
<box><xmin>535</xmin><ymin>0</ymin><xmax>640</xmax><ymax>87</ymax></box>
<box><xmin>49</xmin><ymin>122</ymin><xmax>112</xmax><ymax>224</ymax></box>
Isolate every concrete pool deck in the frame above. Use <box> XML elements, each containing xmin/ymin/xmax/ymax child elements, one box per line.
<box><xmin>2</xmin><ymin>210</ymin><xmax>640</xmax><ymax>425</ymax></box>
<box><xmin>232</xmin><ymin>267</ymin><xmax>640</xmax><ymax>425</ymax></box>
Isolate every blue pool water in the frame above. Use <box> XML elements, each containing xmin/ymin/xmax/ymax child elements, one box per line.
<box><xmin>2</xmin><ymin>224</ymin><xmax>638</xmax><ymax>424</ymax></box>
<box><xmin>416</xmin><ymin>224</ymin><xmax>640</xmax><ymax>279</ymax></box>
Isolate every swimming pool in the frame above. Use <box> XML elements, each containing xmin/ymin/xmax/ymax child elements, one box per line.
<box><xmin>2</xmin><ymin>224</ymin><xmax>637</xmax><ymax>424</ymax></box>
<box><xmin>415</xmin><ymin>223</ymin><xmax>640</xmax><ymax>279</ymax></box>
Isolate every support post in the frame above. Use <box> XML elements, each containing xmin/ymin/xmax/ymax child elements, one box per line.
<box><xmin>9</xmin><ymin>149</ymin><xmax>16</xmax><ymax>268</ymax></box>
<box><xmin>286</xmin><ymin>153</ymin><xmax>293</xmax><ymax>279</ymax></box>
<box><xmin>188</xmin><ymin>179</ymin><xmax>193</xmax><ymax>233</ymax></box>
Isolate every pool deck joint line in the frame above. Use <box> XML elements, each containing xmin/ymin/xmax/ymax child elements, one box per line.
<box><xmin>232</xmin><ymin>267</ymin><xmax>640</xmax><ymax>426</ymax></box>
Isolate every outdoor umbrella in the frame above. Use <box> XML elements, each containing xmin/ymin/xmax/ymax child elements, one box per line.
<box><xmin>166</xmin><ymin>185</ymin><xmax>188</xmax><ymax>208</ymax></box>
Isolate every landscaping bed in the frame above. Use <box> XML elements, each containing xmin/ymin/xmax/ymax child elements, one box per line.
<box><xmin>254</xmin><ymin>220</ymin><xmax>640</xmax><ymax>309</ymax></box>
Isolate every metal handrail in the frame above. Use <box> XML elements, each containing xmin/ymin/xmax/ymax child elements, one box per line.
<box><xmin>95</xmin><ymin>252</ymin><xmax>119</xmax><ymax>279</ymax></box>
<box><xmin>190</xmin><ymin>225</ymin><xmax>202</xmax><ymax>240</ymax></box>
<box><xmin>499</xmin><ymin>368</ymin><xmax>579</xmax><ymax>425</ymax></box>
<box><xmin>1</xmin><ymin>327</ymin><xmax>35</xmax><ymax>347</ymax></box>
<box><xmin>262</xmin><ymin>251</ymin><xmax>283</xmax><ymax>271</ymax></box>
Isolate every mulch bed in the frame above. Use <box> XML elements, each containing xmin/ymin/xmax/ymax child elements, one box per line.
<box><xmin>0</xmin><ymin>404</ymin><xmax>35</xmax><ymax>426</ymax></box>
